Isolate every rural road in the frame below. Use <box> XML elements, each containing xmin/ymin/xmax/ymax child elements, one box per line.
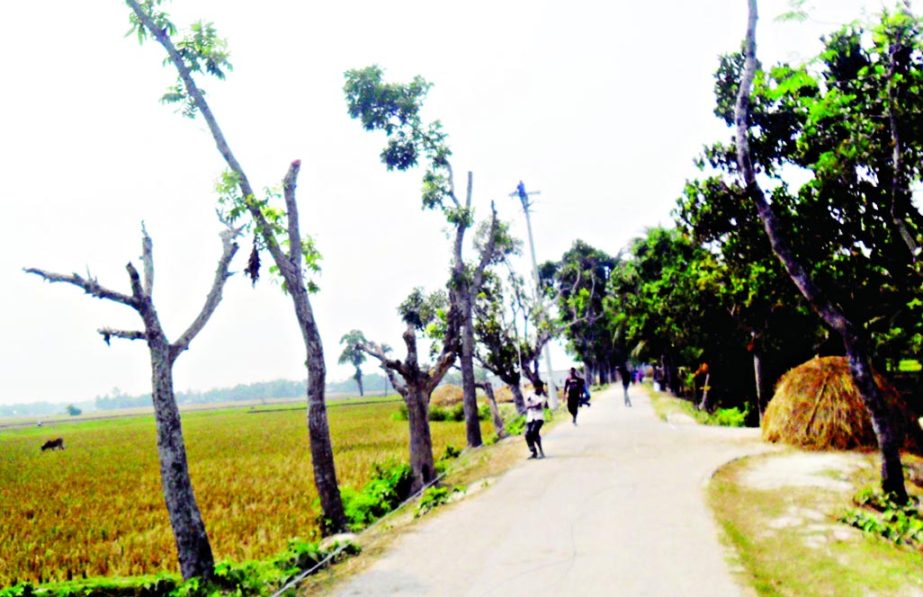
<box><xmin>334</xmin><ymin>385</ymin><xmax>768</xmax><ymax>596</ymax></box>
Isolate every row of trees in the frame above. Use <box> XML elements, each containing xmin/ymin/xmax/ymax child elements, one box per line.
<box><xmin>536</xmin><ymin>2</ymin><xmax>921</xmax><ymax>503</ymax></box>
<box><xmin>25</xmin><ymin>2</ymin><xmax>572</xmax><ymax>583</ymax></box>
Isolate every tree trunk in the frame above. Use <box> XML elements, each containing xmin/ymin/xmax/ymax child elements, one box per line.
<box><xmin>150</xmin><ymin>341</ymin><xmax>213</xmax><ymax>580</ymax></box>
<box><xmin>736</xmin><ymin>0</ymin><xmax>908</xmax><ymax>502</ymax></box>
<box><xmin>844</xmin><ymin>335</ymin><xmax>908</xmax><ymax>500</ymax></box>
<box><xmin>509</xmin><ymin>383</ymin><xmax>526</xmax><ymax>415</ymax></box>
<box><xmin>291</xmin><ymin>287</ymin><xmax>348</xmax><ymax>534</ymax></box>
<box><xmin>697</xmin><ymin>373</ymin><xmax>712</xmax><ymax>411</ymax></box>
<box><xmin>752</xmin><ymin>345</ymin><xmax>767</xmax><ymax>423</ymax></box>
<box><xmin>459</xmin><ymin>291</ymin><xmax>483</xmax><ymax>448</ymax></box>
<box><xmin>405</xmin><ymin>385</ymin><xmax>436</xmax><ymax>493</ymax></box>
<box><xmin>356</xmin><ymin>369</ymin><xmax>364</xmax><ymax>397</ymax></box>
<box><xmin>477</xmin><ymin>381</ymin><xmax>506</xmax><ymax>439</ymax></box>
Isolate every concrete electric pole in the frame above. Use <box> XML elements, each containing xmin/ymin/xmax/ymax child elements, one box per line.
<box><xmin>511</xmin><ymin>181</ymin><xmax>559</xmax><ymax>408</ymax></box>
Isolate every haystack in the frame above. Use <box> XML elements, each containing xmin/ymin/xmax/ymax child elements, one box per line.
<box><xmin>762</xmin><ymin>356</ymin><xmax>919</xmax><ymax>452</ymax></box>
<box><xmin>495</xmin><ymin>384</ymin><xmax>533</xmax><ymax>404</ymax></box>
<box><xmin>430</xmin><ymin>384</ymin><xmax>463</xmax><ymax>407</ymax></box>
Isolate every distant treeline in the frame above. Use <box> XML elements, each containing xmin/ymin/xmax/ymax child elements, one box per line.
<box><xmin>93</xmin><ymin>373</ymin><xmax>396</xmax><ymax>411</ymax></box>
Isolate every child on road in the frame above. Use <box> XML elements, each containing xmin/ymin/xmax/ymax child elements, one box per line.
<box><xmin>524</xmin><ymin>382</ymin><xmax>546</xmax><ymax>459</ymax></box>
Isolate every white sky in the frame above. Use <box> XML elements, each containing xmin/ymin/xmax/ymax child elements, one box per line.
<box><xmin>0</xmin><ymin>0</ymin><xmax>911</xmax><ymax>405</ymax></box>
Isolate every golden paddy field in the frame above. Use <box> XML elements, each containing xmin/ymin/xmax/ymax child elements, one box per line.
<box><xmin>0</xmin><ymin>397</ymin><xmax>467</xmax><ymax>586</ymax></box>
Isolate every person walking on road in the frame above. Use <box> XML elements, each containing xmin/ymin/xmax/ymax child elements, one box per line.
<box><xmin>563</xmin><ymin>368</ymin><xmax>585</xmax><ymax>425</ymax></box>
<box><xmin>524</xmin><ymin>382</ymin><xmax>546</xmax><ymax>459</ymax></box>
<box><xmin>619</xmin><ymin>363</ymin><xmax>632</xmax><ymax>407</ymax></box>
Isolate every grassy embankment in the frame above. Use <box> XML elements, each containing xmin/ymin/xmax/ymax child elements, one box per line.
<box><xmin>646</xmin><ymin>383</ymin><xmax>923</xmax><ymax>595</ymax></box>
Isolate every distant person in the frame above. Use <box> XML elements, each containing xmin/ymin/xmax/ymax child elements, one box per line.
<box><xmin>563</xmin><ymin>368</ymin><xmax>585</xmax><ymax>425</ymax></box>
<box><xmin>579</xmin><ymin>380</ymin><xmax>592</xmax><ymax>408</ymax></box>
<box><xmin>619</xmin><ymin>363</ymin><xmax>632</xmax><ymax>407</ymax></box>
<box><xmin>524</xmin><ymin>382</ymin><xmax>546</xmax><ymax>459</ymax></box>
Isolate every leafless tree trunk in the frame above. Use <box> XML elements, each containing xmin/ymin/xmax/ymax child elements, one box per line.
<box><xmin>736</xmin><ymin>0</ymin><xmax>907</xmax><ymax>502</ymax></box>
<box><xmin>476</xmin><ymin>381</ymin><xmax>506</xmax><ymax>438</ymax></box>
<box><xmin>26</xmin><ymin>226</ymin><xmax>239</xmax><ymax>579</ymax></box>
<box><xmin>127</xmin><ymin>0</ymin><xmax>348</xmax><ymax>530</ymax></box>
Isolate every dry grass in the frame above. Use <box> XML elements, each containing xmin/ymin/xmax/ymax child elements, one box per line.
<box><xmin>0</xmin><ymin>398</ymin><xmax>468</xmax><ymax>585</ymax></box>
<box><xmin>762</xmin><ymin>356</ymin><xmax>919</xmax><ymax>452</ymax></box>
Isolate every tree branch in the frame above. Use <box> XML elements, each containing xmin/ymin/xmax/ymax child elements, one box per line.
<box><xmin>141</xmin><ymin>222</ymin><xmax>154</xmax><ymax>298</ymax></box>
<box><xmin>734</xmin><ymin>0</ymin><xmax>851</xmax><ymax>337</ymax></box>
<box><xmin>471</xmin><ymin>201</ymin><xmax>499</xmax><ymax>291</ymax></box>
<box><xmin>284</xmin><ymin>160</ymin><xmax>303</xmax><ymax>264</ymax></box>
<box><xmin>171</xmin><ymin>226</ymin><xmax>241</xmax><ymax>360</ymax></box>
<box><xmin>886</xmin><ymin>23</ymin><xmax>920</xmax><ymax>261</ymax></box>
<box><xmin>98</xmin><ymin>328</ymin><xmax>147</xmax><ymax>344</ymax></box>
<box><xmin>24</xmin><ymin>268</ymin><xmax>138</xmax><ymax>309</ymax></box>
<box><xmin>357</xmin><ymin>341</ymin><xmax>404</xmax><ymax>376</ymax></box>
<box><xmin>126</xmin><ymin>0</ymin><xmax>290</xmax><ymax>281</ymax></box>
<box><xmin>444</xmin><ymin>162</ymin><xmax>461</xmax><ymax>209</ymax></box>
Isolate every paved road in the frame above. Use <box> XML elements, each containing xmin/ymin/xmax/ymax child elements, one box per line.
<box><xmin>335</xmin><ymin>385</ymin><xmax>767</xmax><ymax>596</ymax></box>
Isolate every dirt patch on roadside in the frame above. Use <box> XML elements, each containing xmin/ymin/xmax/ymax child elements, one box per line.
<box><xmin>740</xmin><ymin>451</ymin><xmax>866</xmax><ymax>493</ymax></box>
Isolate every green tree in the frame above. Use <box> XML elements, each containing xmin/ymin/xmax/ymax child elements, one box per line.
<box><xmin>730</xmin><ymin>0</ymin><xmax>922</xmax><ymax>501</ymax></box>
<box><xmin>344</xmin><ymin>65</ymin><xmax>505</xmax><ymax>449</ymax></box>
<box><xmin>339</xmin><ymin>330</ymin><xmax>368</xmax><ymax>397</ymax></box>
<box><xmin>125</xmin><ymin>0</ymin><xmax>348</xmax><ymax>532</ymax></box>
<box><xmin>356</xmin><ymin>288</ymin><xmax>460</xmax><ymax>491</ymax></box>
<box><xmin>542</xmin><ymin>241</ymin><xmax>617</xmax><ymax>383</ymax></box>
<box><xmin>65</xmin><ymin>404</ymin><xmax>82</xmax><ymax>417</ymax></box>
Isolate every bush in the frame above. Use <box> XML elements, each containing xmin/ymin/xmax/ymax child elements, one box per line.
<box><xmin>339</xmin><ymin>461</ymin><xmax>413</xmax><ymax>531</ymax></box>
<box><xmin>415</xmin><ymin>486</ymin><xmax>456</xmax><ymax>518</ymax></box>
<box><xmin>712</xmin><ymin>406</ymin><xmax>747</xmax><ymax>428</ymax></box>
<box><xmin>506</xmin><ymin>415</ymin><xmax>526</xmax><ymax>436</ymax></box>
<box><xmin>840</xmin><ymin>488</ymin><xmax>923</xmax><ymax>547</ymax></box>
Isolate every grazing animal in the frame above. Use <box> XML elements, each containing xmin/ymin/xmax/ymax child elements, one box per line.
<box><xmin>41</xmin><ymin>438</ymin><xmax>64</xmax><ymax>451</ymax></box>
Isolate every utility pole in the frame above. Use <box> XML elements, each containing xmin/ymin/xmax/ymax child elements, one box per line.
<box><xmin>511</xmin><ymin>181</ymin><xmax>559</xmax><ymax>408</ymax></box>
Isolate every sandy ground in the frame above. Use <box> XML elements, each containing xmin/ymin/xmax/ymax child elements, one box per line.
<box><xmin>332</xmin><ymin>385</ymin><xmax>770</xmax><ymax>596</ymax></box>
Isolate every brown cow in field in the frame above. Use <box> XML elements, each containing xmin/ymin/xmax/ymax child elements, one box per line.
<box><xmin>41</xmin><ymin>438</ymin><xmax>64</xmax><ymax>451</ymax></box>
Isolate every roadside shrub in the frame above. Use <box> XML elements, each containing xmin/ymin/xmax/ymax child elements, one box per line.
<box><xmin>506</xmin><ymin>415</ymin><xmax>526</xmax><ymax>436</ymax></box>
<box><xmin>339</xmin><ymin>461</ymin><xmax>413</xmax><ymax>531</ymax></box>
<box><xmin>840</xmin><ymin>488</ymin><xmax>923</xmax><ymax>547</ymax></box>
<box><xmin>712</xmin><ymin>406</ymin><xmax>747</xmax><ymax>427</ymax></box>
<box><xmin>415</xmin><ymin>486</ymin><xmax>458</xmax><ymax>518</ymax></box>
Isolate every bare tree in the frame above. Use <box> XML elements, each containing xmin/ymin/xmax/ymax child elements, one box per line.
<box><xmin>735</xmin><ymin>0</ymin><xmax>908</xmax><ymax>501</ymax></box>
<box><xmin>25</xmin><ymin>224</ymin><xmax>239</xmax><ymax>579</ymax></box>
<box><xmin>125</xmin><ymin>0</ymin><xmax>348</xmax><ymax>530</ymax></box>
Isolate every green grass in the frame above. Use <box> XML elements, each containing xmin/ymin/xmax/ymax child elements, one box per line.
<box><xmin>647</xmin><ymin>385</ymin><xmax>747</xmax><ymax>427</ymax></box>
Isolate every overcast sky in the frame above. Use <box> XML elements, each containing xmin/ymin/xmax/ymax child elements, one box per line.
<box><xmin>0</xmin><ymin>0</ymin><xmax>911</xmax><ymax>406</ymax></box>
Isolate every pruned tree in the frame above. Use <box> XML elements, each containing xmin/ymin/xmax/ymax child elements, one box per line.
<box><xmin>339</xmin><ymin>330</ymin><xmax>368</xmax><ymax>396</ymax></box>
<box><xmin>344</xmin><ymin>65</ymin><xmax>506</xmax><ymax>449</ymax></box>
<box><xmin>125</xmin><ymin>0</ymin><xmax>348</xmax><ymax>531</ymax></box>
<box><xmin>26</xmin><ymin>223</ymin><xmax>240</xmax><ymax>579</ymax></box>
<box><xmin>734</xmin><ymin>0</ymin><xmax>910</xmax><ymax>501</ymax></box>
<box><xmin>355</xmin><ymin>288</ymin><xmax>460</xmax><ymax>491</ymax></box>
